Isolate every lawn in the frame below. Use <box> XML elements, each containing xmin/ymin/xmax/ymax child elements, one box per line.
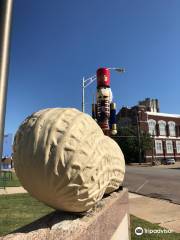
<box><xmin>131</xmin><ymin>215</ymin><xmax>180</xmax><ymax>240</ymax></box>
<box><xmin>0</xmin><ymin>193</ymin><xmax>53</xmax><ymax>236</ymax></box>
<box><xmin>0</xmin><ymin>193</ymin><xmax>180</xmax><ymax>239</ymax></box>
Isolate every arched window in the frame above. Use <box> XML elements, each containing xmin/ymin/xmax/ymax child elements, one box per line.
<box><xmin>148</xmin><ymin>119</ymin><xmax>156</xmax><ymax>135</ymax></box>
<box><xmin>168</xmin><ymin>121</ymin><xmax>176</xmax><ymax>137</ymax></box>
<box><xmin>158</xmin><ymin>120</ymin><xmax>166</xmax><ymax>136</ymax></box>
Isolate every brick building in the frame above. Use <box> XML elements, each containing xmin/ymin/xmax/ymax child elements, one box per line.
<box><xmin>117</xmin><ymin>98</ymin><xmax>180</xmax><ymax>163</ymax></box>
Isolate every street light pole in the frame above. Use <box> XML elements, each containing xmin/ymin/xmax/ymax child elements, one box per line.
<box><xmin>82</xmin><ymin>77</ymin><xmax>85</xmax><ymax>113</ymax></box>
<box><xmin>108</xmin><ymin>67</ymin><xmax>125</xmax><ymax>73</ymax></box>
<box><xmin>137</xmin><ymin>113</ymin><xmax>142</xmax><ymax>164</ymax></box>
<box><xmin>152</xmin><ymin>133</ymin><xmax>155</xmax><ymax>165</ymax></box>
<box><xmin>82</xmin><ymin>75</ymin><xmax>96</xmax><ymax>113</ymax></box>
<box><xmin>0</xmin><ymin>0</ymin><xmax>14</xmax><ymax>170</ymax></box>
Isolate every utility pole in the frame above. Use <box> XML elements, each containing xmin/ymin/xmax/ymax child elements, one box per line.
<box><xmin>136</xmin><ymin>112</ymin><xmax>142</xmax><ymax>164</ymax></box>
<box><xmin>0</xmin><ymin>0</ymin><xmax>14</xmax><ymax>170</ymax></box>
<box><xmin>82</xmin><ymin>77</ymin><xmax>85</xmax><ymax>112</ymax></box>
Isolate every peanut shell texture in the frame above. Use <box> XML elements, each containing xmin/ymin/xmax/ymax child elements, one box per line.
<box><xmin>13</xmin><ymin>108</ymin><xmax>125</xmax><ymax>212</ymax></box>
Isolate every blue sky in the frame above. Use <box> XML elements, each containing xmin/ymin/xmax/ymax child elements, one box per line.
<box><xmin>5</xmin><ymin>0</ymin><xmax>180</xmax><ymax>134</ymax></box>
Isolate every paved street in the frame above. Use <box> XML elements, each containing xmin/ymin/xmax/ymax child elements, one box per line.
<box><xmin>124</xmin><ymin>164</ymin><xmax>180</xmax><ymax>204</ymax></box>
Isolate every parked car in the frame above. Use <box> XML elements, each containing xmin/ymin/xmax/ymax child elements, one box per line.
<box><xmin>163</xmin><ymin>158</ymin><xmax>176</xmax><ymax>165</ymax></box>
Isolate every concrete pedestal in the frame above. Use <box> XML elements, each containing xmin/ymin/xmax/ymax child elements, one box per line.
<box><xmin>1</xmin><ymin>189</ymin><xmax>129</xmax><ymax>240</ymax></box>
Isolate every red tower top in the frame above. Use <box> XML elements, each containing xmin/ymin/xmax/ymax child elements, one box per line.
<box><xmin>96</xmin><ymin>67</ymin><xmax>110</xmax><ymax>88</ymax></box>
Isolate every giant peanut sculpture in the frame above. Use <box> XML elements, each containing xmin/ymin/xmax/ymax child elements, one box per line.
<box><xmin>13</xmin><ymin>108</ymin><xmax>125</xmax><ymax>212</ymax></box>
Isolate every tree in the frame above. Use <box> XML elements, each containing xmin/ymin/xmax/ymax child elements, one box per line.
<box><xmin>113</xmin><ymin>125</ymin><xmax>153</xmax><ymax>163</ymax></box>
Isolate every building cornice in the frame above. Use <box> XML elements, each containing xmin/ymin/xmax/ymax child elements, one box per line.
<box><xmin>147</xmin><ymin>111</ymin><xmax>180</xmax><ymax>118</ymax></box>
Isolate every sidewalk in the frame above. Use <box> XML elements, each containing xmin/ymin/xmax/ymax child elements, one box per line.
<box><xmin>154</xmin><ymin>161</ymin><xmax>180</xmax><ymax>169</ymax></box>
<box><xmin>129</xmin><ymin>192</ymin><xmax>180</xmax><ymax>233</ymax></box>
<box><xmin>128</xmin><ymin>161</ymin><xmax>180</xmax><ymax>168</ymax></box>
<box><xmin>0</xmin><ymin>186</ymin><xmax>27</xmax><ymax>195</ymax></box>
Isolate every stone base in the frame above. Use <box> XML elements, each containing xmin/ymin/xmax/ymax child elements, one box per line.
<box><xmin>1</xmin><ymin>189</ymin><xmax>129</xmax><ymax>240</ymax></box>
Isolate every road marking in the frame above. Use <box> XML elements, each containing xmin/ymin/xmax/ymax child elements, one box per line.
<box><xmin>135</xmin><ymin>180</ymin><xmax>149</xmax><ymax>193</ymax></box>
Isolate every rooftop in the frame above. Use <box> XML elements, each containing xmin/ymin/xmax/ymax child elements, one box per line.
<box><xmin>147</xmin><ymin>111</ymin><xmax>180</xmax><ymax>118</ymax></box>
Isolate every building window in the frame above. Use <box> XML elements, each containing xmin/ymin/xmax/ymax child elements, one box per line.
<box><xmin>168</xmin><ymin>121</ymin><xmax>176</xmax><ymax>137</ymax></box>
<box><xmin>158</xmin><ymin>120</ymin><xmax>166</xmax><ymax>136</ymax></box>
<box><xmin>148</xmin><ymin>119</ymin><xmax>156</xmax><ymax>135</ymax></box>
<box><xmin>176</xmin><ymin>141</ymin><xmax>180</xmax><ymax>153</ymax></box>
<box><xmin>155</xmin><ymin>140</ymin><xmax>163</xmax><ymax>154</ymax></box>
<box><xmin>166</xmin><ymin>140</ymin><xmax>173</xmax><ymax>154</ymax></box>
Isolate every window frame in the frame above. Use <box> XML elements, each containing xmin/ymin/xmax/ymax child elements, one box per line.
<box><xmin>176</xmin><ymin>141</ymin><xmax>180</xmax><ymax>154</ymax></box>
<box><xmin>168</xmin><ymin>121</ymin><xmax>176</xmax><ymax>137</ymax></box>
<box><xmin>166</xmin><ymin>140</ymin><xmax>173</xmax><ymax>154</ymax></box>
<box><xmin>155</xmin><ymin>140</ymin><xmax>163</xmax><ymax>154</ymax></box>
<box><xmin>158</xmin><ymin>120</ymin><xmax>166</xmax><ymax>136</ymax></box>
<box><xmin>148</xmin><ymin>119</ymin><xmax>156</xmax><ymax>136</ymax></box>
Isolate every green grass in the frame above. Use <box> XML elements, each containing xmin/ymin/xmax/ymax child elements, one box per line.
<box><xmin>0</xmin><ymin>193</ymin><xmax>53</xmax><ymax>236</ymax></box>
<box><xmin>0</xmin><ymin>172</ymin><xmax>21</xmax><ymax>188</ymax></box>
<box><xmin>130</xmin><ymin>215</ymin><xmax>180</xmax><ymax>240</ymax></box>
<box><xmin>1</xmin><ymin>193</ymin><xmax>180</xmax><ymax>238</ymax></box>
